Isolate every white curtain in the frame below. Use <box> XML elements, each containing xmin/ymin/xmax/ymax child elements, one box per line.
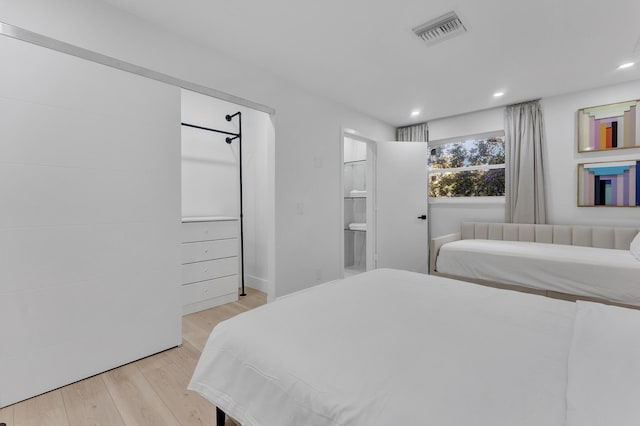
<box><xmin>504</xmin><ymin>100</ymin><xmax>547</xmax><ymax>224</ymax></box>
<box><xmin>396</xmin><ymin>122</ymin><xmax>428</xmax><ymax>141</ymax></box>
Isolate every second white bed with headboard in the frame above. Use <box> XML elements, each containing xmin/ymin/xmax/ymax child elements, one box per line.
<box><xmin>431</xmin><ymin>222</ymin><xmax>640</xmax><ymax>307</ymax></box>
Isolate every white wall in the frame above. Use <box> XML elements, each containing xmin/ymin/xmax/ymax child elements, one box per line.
<box><xmin>542</xmin><ymin>80</ymin><xmax>640</xmax><ymax>227</ymax></box>
<box><xmin>428</xmin><ymin>81</ymin><xmax>640</xmax><ymax>239</ymax></box>
<box><xmin>181</xmin><ymin>90</ymin><xmax>240</xmax><ymax>219</ymax></box>
<box><xmin>430</xmin><ymin>198</ymin><xmax>506</xmax><ymax>237</ymax></box>
<box><xmin>428</xmin><ymin>108</ymin><xmax>506</xmax><ymax>237</ymax></box>
<box><xmin>0</xmin><ymin>0</ymin><xmax>394</xmax><ymax>299</ymax></box>
<box><xmin>429</xmin><ymin>108</ymin><xmax>504</xmax><ymax>142</ymax></box>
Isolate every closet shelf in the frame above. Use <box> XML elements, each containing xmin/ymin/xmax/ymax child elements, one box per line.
<box><xmin>344</xmin><ymin>228</ymin><xmax>367</xmax><ymax>232</ymax></box>
<box><xmin>344</xmin><ymin>196</ymin><xmax>366</xmax><ymax>199</ymax></box>
<box><xmin>344</xmin><ymin>159</ymin><xmax>366</xmax><ymax>164</ymax></box>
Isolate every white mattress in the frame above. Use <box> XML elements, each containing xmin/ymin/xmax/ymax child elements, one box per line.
<box><xmin>566</xmin><ymin>301</ymin><xmax>640</xmax><ymax>426</ymax></box>
<box><xmin>436</xmin><ymin>239</ymin><xmax>640</xmax><ymax>305</ymax></box>
<box><xmin>189</xmin><ymin>269</ymin><xmax>576</xmax><ymax>425</ymax></box>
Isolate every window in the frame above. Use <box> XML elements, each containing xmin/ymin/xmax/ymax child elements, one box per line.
<box><xmin>428</xmin><ymin>132</ymin><xmax>505</xmax><ymax>197</ymax></box>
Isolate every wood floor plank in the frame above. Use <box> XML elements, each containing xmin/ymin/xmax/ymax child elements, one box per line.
<box><xmin>182</xmin><ymin>317</ymin><xmax>213</xmax><ymax>352</ymax></box>
<box><xmin>60</xmin><ymin>375</ymin><xmax>124</xmax><ymax>426</ymax></box>
<box><xmin>182</xmin><ymin>303</ymin><xmax>247</xmax><ymax>351</ymax></box>
<box><xmin>13</xmin><ymin>390</ymin><xmax>69</xmax><ymax>426</ymax></box>
<box><xmin>0</xmin><ymin>404</ymin><xmax>15</xmax><ymax>426</ymax></box>
<box><xmin>102</xmin><ymin>363</ymin><xmax>178</xmax><ymax>426</ymax></box>
<box><xmin>190</xmin><ymin>303</ymin><xmax>247</xmax><ymax>331</ymax></box>
<box><xmin>167</xmin><ymin>341</ymin><xmax>202</xmax><ymax>378</ymax></box>
<box><xmin>237</xmin><ymin>292</ymin><xmax>267</xmax><ymax>310</ymax></box>
<box><xmin>137</xmin><ymin>348</ymin><xmax>215</xmax><ymax>426</ymax></box>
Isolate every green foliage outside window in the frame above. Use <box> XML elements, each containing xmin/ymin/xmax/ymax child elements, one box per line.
<box><xmin>429</xmin><ymin>136</ymin><xmax>505</xmax><ymax>197</ymax></box>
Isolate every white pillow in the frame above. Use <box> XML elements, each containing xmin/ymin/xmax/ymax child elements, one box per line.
<box><xmin>566</xmin><ymin>301</ymin><xmax>640</xmax><ymax>426</ymax></box>
<box><xmin>631</xmin><ymin>231</ymin><xmax>640</xmax><ymax>261</ymax></box>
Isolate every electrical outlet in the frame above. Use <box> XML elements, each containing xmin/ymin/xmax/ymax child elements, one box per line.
<box><xmin>296</xmin><ymin>202</ymin><xmax>304</xmax><ymax>215</ymax></box>
<box><xmin>315</xmin><ymin>269</ymin><xmax>322</xmax><ymax>281</ymax></box>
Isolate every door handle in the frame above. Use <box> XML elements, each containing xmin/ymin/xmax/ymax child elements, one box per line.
<box><xmin>417</xmin><ymin>214</ymin><xmax>427</xmax><ymax>220</ymax></box>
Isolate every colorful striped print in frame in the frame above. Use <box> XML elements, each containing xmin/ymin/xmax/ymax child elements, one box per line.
<box><xmin>577</xmin><ymin>100</ymin><xmax>640</xmax><ymax>152</ymax></box>
<box><xmin>578</xmin><ymin>160</ymin><xmax>640</xmax><ymax>207</ymax></box>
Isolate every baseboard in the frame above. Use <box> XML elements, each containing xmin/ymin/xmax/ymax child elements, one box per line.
<box><xmin>244</xmin><ymin>274</ymin><xmax>268</xmax><ymax>293</ymax></box>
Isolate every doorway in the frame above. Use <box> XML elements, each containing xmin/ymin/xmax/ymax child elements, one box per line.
<box><xmin>342</xmin><ymin>133</ymin><xmax>376</xmax><ymax>277</ymax></box>
<box><xmin>340</xmin><ymin>134</ymin><xmax>429</xmax><ymax>278</ymax></box>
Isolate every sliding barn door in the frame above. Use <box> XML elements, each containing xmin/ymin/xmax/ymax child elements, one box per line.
<box><xmin>0</xmin><ymin>36</ymin><xmax>181</xmax><ymax>406</ymax></box>
<box><xmin>376</xmin><ymin>141</ymin><xmax>429</xmax><ymax>273</ymax></box>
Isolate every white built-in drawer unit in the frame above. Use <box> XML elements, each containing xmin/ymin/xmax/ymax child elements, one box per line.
<box><xmin>181</xmin><ymin>217</ymin><xmax>239</xmax><ymax>315</ymax></box>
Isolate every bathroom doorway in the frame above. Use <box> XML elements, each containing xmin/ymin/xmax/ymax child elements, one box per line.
<box><xmin>342</xmin><ymin>133</ymin><xmax>375</xmax><ymax>277</ymax></box>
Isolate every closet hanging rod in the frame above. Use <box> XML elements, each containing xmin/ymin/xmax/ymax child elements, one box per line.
<box><xmin>181</xmin><ymin>122</ymin><xmax>239</xmax><ymax>137</ymax></box>
<box><xmin>181</xmin><ymin>113</ymin><xmax>247</xmax><ymax>298</ymax></box>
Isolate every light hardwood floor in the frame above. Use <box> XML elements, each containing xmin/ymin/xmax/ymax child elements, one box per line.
<box><xmin>0</xmin><ymin>288</ymin><xmax>267</xmax><ymax>426</ymax></box>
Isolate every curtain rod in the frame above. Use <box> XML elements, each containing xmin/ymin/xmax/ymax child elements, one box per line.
<box><xmin>398</xmin><ymin>98</ymin><xmax>542</xmax><ymax>129</ymax></box>
<box><xmin>397</xmin><ymin>121</ymin><xmax>428</xmax><ymax>129</ymax></box>
<box><xmin>506</xmin><ymin>99</ymin><xmax>541</xmax><ymax>108</ymax></box>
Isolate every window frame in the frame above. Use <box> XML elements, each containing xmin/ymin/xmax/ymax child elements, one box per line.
<box><xmin>428</xmin><ymin>130</ymin><xmax>506</xmax><ymax>199</ymax></box>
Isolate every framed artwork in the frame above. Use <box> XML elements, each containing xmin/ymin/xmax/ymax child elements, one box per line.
<box><xmin>577</xmin><ymin>100</ymin><xmax>640</xmax><ymax>152</ymax></box>
<box><xmin>578</xmin><ymin>160</ymin><xmax>639</xmax><ymax>207</ymax></box>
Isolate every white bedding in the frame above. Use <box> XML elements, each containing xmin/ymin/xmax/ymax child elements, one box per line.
<box><xmin>567</xmin><ymin>301</ymin><xmax>640</xmax><ymax>426</ymax></box>
<box><xmin>189</xmin><ymin>269</ymin><xmax>576</xmax><ymax>426</ymax></box>
<box><xmin>436</xmin><ymin>239</ymin><xmax>640</xmax><ymax>305</ymax></box>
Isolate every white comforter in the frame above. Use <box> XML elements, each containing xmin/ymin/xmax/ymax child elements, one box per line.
<box><xmin>189</xmin><ymin>269</ymin><xmax>576</xmax><ymax>426</ymax></box>
<box><xmin>436</xmin><ymin>239</ymin><xmax>640</xmax><ymax>305</ymax></box>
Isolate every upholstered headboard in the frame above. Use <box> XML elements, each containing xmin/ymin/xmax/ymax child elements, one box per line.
<box><xmin>460</xmin><ymin>222</ymin><xmax>639</xmax><ymax>250</ymax></box>
<box><xmin>430</xmin><ymin>222</ymin><xmax>640</xmax><ymax>274</ymax></box>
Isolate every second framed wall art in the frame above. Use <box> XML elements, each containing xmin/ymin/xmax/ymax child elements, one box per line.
<box><xmin>578</xmin><ymin>160</ymin><xmax>640</xmax><ymax>207</ymax></box>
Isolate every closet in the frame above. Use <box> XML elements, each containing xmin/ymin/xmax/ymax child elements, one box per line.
<box><xmin>180</xmin><ymin>90</ymin><xmax>272</xmax><ymax>313</ymax></box>
<box><xmin>181</xmin><ymin>90</ymin><xmax>241</xmax><ymax>312</ymax></box>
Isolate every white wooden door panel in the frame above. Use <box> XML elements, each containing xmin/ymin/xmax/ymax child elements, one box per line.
<box><xmin>376</xmin><ymin>142</ymin><xmax>428</xmax><ymax>273</ymax></box>
<box><xmin>0</xmin><ymin>36</ymin><xmax>181</xmax><ymax>407</ymax></box>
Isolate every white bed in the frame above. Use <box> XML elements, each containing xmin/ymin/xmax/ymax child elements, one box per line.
<box><xmin>436</xmin><ymin>239</ymin><xmax>640</xmax><ymax>305</ymax></box>
<box><xmin>188</xmin><ymin>268</ymin><xmax>640</xmax><ymax>425</ymax></box>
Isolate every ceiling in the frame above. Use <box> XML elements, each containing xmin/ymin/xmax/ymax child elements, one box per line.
<box><xmin>101</xmin><ymin>0</ymin><xmax>640</xmax><ymax>127</ymax></box>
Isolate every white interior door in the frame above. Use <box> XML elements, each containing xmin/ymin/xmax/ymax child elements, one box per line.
<box><xmin>376</xmin><ymin>141</ymin><xmax>428</xmax><ymax>273</ymax></box>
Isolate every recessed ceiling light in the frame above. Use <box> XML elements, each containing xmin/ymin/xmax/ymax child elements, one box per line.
<box><xmin>617</xmin><ymin>62</ymin><xmax>635</xmax><ymax>70</ymax></box>
<box><xmin>493</xmin><ymin>91</ymin><xmax>504</xmax><ymax>98</ymax></box>
<box><xmin>411</xmin><ymin>110</ymin><xmax>421</xmax><ymax>117</ymax></box>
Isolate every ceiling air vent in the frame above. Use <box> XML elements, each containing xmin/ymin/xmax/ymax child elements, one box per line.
<box><xmin>412</xmin><ymin>11</ymin><xmax>467</xmax><ymax>46</ymax></box>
